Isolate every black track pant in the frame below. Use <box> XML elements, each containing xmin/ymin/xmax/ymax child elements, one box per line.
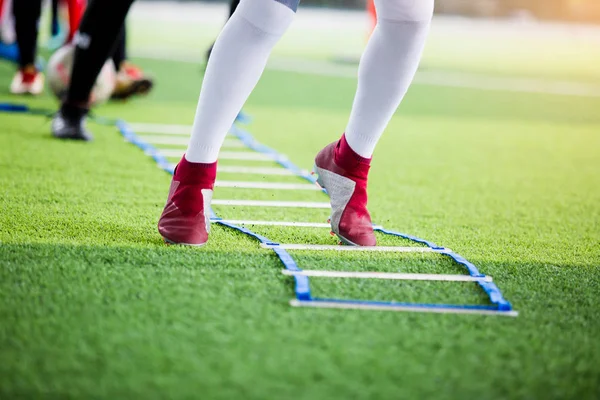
<box><xmin>13</xmin><ymin>0</ymin><xmax>43</xmax><ymax>67</ymax></box>
<box><xmin>112</xmin><ymin>26</ymin><xmax>127</xmax><ymax>71</ymax></box>
<box><xmin>229</xmin><ymin>0</ymin><xmax>240</xmax><ymax>17</ymax></box>
<box><xmin>67</xmin><ymin>0</ymin><xmax>135</xmax><ymax>104</ymax></box>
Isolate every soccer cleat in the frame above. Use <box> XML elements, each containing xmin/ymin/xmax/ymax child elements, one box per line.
<box><xmin>111</xmin><ymin>61</ymin><xmax>153</xmax><ymax>100</ymax></box>
<box><xmin>314</xmin><ymin>134</ymin><xmax>376</xmax><ymax>246</ymax></box>
<box><xmin>158</xmin><ymin>157</ymin><xmax>217</xmax><ymax>246</ymax></box>
<box><xmin>10</xmin><ymin>65</ymin><xmax>44</xmax><ymax>95</ymax></box>
<box><xmin>51</xmin><ymin>103</ymin><xmax>93</xmax><ymax>141</ymax></box>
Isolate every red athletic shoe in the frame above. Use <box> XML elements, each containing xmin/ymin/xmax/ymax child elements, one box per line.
<box><xmin>314</xmin><ymin>134</ymin><xmax>376</xmax><ymax>246</ymax></box>
<box><xmin>111</xmin><ymin>61</ymin><xmax>153</xmax><ymax>100</ymax></box>
<box><xmin>158</xmin><ymin>156</ymin><xmax>216</xmax><ymax>246</ymax></box>
<box><xmin>10</xmin><ymin>65</ymin><xmax>44</xmax><ymax>95</ymax></box>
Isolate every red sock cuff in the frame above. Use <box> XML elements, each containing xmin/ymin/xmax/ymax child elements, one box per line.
<box><xmin>175</xmin><ymin>155</ymin><xmax>217</xmax><ymax>184</ymax></box>
<box><xmin>334</xmin><ymin>134</ymin><xmax>371</xmax><ymax>176</ymax></box>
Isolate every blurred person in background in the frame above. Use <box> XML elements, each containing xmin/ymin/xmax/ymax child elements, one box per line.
<box><xmin>6</xmin><ymin>0</ymin><xmax>152</xmax><ymax>98</ymax></box>
<box><xmin>0</xmin><ymin>0</ymin><xmax>20</xmax><ymax>64</ymax></box>
<box><xmin>9</xmin><ymin>0</ymin><xmax>45</xmax><ymax>94</ymax></box>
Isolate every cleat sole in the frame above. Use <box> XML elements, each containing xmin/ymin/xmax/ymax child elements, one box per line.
<box><xmin>336</xmin><ymin>234</ymin><xmax>359</xmax><ymax>247</ymax></box>
<box><xmin>163</xmin><ymin>236</ymin><xmax>207</xmax><ymax>247</ymax></box>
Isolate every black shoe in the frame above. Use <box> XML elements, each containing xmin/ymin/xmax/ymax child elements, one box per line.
<box><xmin>51</xmin><ymin>103</ymin><xmax>93</xmax><ymax>141</ymax></box>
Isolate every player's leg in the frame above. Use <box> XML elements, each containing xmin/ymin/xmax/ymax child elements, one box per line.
<box><xmin>10</xmin><ymin>0</ymin><xmax>44</xmax><ymax>95</ymax></box>
<box><xmin>158</xmin><ymin>0</ymin><xmax>298</xmax><ymax>246</ymax></box>
<box><xmin>205</xmin><ymin>0</ymin><xmax>241</xmax><ymax>63</ymax></box>
<box><xmin>110</xmin><ymin>24</ymin><xmax>154</xmax><ymax>100</ymax></box>
<box><xmin>111</xmin><ymin>26</ymin><xmax>126</xmax><ymax>71</ymax></box>
<box><xmin>51</xmin><ymin>0</ymin><xmax>60</xmax><ymax>37</ymax></box>
<box><xmin>51</xmin><ymin>0</ymin><xmax>136</xmax><ymax>141</ymax></box>
<box><xmin>315</xmin><ymin>0</ymin><xmax>434</xmax><ymax>246</ymax></box>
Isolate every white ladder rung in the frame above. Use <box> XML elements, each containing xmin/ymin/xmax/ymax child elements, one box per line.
<box><xmin>164</xmin><ymin>165</ymin><xmax>299</xmax><ymax>176</ymax></box>
<box><xmin>222</xmin><ymin>139</ymin><xmax>246</xmax><ymax>149</ymax></box>
<box><xmin>261</xmin><ymin>243</ymin><xmax>448</xmax><ymax>252</ymax></box>
<box><xmin>289</xmin><ymin>300</ymin><xmax>519</xmax><ymax>317</ymax></box>
<box><xmin>213</xmin><ymin>219</ymin><xmax>383</xmax><ymax>229</ymax></box>
<box><xmin>128</xmin><ymin>123</ymin><xmax>233</xmax><ymax>136</ymax></box>
<box><xmin>137</xmin><ymin>136</ymin><xmax>245</xmax><ymax>149</ymax></box>
<box><xmin>219</xmin><ymin>152</ymin><xmax>285</xmax><ymax>161</ymax></box>
<box><xmin>217</xmin><ymin>166</ymin><xmax>296</xmax><ymax>176</ymax></box>
<box><xmin>212</xmin><ymin>200</ymin><xmax>331</xmax><ymax>208</ymax></box>
<box><xmin>157</xmin><ymin>149</ymin><xmax>285</xmax><ymax>161</ymax></box>
<box><xmin>282</xmin><ymin>269</ymin><xmax>492</xmax><ymax>282</ymax></box>
<box><xmin>155</xmin><ymin>149</ymin><xmax>185</xmax><ymax>158</ymax></box>
<box><xmin>214</xmin><ymin>220</ymin><xmax>331</xmax><ymax>228</ymax></box>
<box><xmin>128</xmin><ymin>123</ymin><xmax>192</xmax><ymax>135</ymax></box>
<box><xmin>138</xmin><ymin>135</ymin><xmax>189</xmax><ymax>145</ymax></box>
<box><xmin>215</xmin><ymin>181</ymin><xmax>319</xmax><ymax>190</ymax></box>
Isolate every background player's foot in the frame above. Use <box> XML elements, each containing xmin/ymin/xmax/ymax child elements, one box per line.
<box><xmin>51</xmin><ymin>103</ymin><xmax>93</xmax><ymax>141</ymax></box>
<box><xmin>111</xmin><ymin>61</ymin><xmax>153</xmax><ymax>100</ymax></box>
<box><xmin>158</xmin><ymin>157</ymin><xmax>216</xmax><ymax>246</ymax></box>
<box><xmin>314</xmin><ymin>134</ymin><xmax>376</xmax><ymax>246</ymax></box>
<box><xmin>10</xmin><ymin>65</ymin><xmax>44</xmax><ymax>95</ymax></box>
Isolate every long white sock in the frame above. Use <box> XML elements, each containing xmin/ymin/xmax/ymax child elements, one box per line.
<box><xmin>345</xmin><ymin>0</ymin><xmax>434</xmax><ymax>158</ymax></box>
<box><xmin>185</xmin><ymin>0</ymin><xmax>296</xmax><ymax>163</ymax></box>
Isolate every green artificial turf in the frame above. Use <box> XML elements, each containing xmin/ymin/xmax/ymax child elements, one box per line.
<box><xmin>1</xmin><ymin>14</ymin><xmax>600</xmax><ymax>400</ymax></box>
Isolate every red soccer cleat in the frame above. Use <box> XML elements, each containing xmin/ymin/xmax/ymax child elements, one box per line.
<box><xmin>10</xmin><ymin>65</ymin><xmax>44</xmax><ymax>95</ymax></box>
<box><xmin>158</xmin><ymin>156</ymin><xmax>216</xmax><ymax>246</ymax></box>
<box><xmin>111</xmin><ymin>61</ymin><xmax>154</xmax><ymax>100</ymax></box>
<box><xmin>314</xmin><ymin>134</ymin><xmax>376</xmax><ymax>246</ymax></box>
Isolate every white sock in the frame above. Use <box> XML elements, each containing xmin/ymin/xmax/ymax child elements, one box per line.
<box><xmin>185</xmin><ymin>0</ymin><xmax>296</xmax><ymax>163</ymax></box>
<box><xmin>345</xmin><ymin>0</ymin><xmax>434</xmax><ymax>158</ymax></box>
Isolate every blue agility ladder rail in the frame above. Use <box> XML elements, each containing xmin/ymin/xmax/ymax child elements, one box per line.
<box><xmin>0</xmin><ymin>102</ymin><xmax>518</xmax><ymax>317</ymax></box>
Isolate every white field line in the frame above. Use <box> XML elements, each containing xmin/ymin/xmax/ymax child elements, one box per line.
<box><xmin>217</xmin><ymin>166</ymin><xmax>296</xmax><ymax>175</ymax></box>
<box><xmin>215</xmin><ymin>180</ymin><xmax>319</xmax><ymax>190</ymax></box>
<box><xmin>282</xmin><ymin>269</ymin><xmax>492</xmax><ymax>282</ymax></box>
<box><xmin>289</xmin><ymin>300</ymin><xmax>519</xmax><ymax>316</ymax></box>
<box><xmin>415</xmin><ymin>70</ymin><xmax>600</xmax><ymax>98</ymax></box>
<box><xmin>212</xmin><ymin>200</ymin><xmax>331</xmax><ymax>208</ymax></box>
<box><xmin>267</xmin><ymin>57</ymin><xmax>600</xmax><ymax>98</ymax></box>
<box><xmin>157</xmin><ymin>149</ymin><xmax>284</xmax><ymax>161</ymax></box>
<box><xmin>214</xmin><ymin>220</ymin><xmax>332</xmax><ymax>228</ymax></box>
<box><xmin>261</xmin><ymin>243</ymin><xmax>448</xmax><ymax>252</ymax></box>
<box><xmin>133</xmin><ymin>50</ymin><xmax>600</xmax><ymax>98</ymax></box>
